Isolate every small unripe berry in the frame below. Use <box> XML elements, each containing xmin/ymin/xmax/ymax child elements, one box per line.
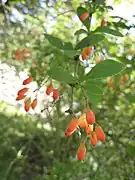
<box><xmin>31</xmin><ymin>98</ymin><xmax>37</xmax><ymax>110</ymax></box>
<box><xmin>24</xmin><ymin>98</ymin><xmax>31</xmax><ymax>112</ymax></box>
<box><xmin>95</xmin><ymin>126</ymin><xmax>106</xmax><ymax>142</ymax></box>
<box><xmin>86</xmin><ymin>110</ymin><xmax>95</xmax><ymax>124</ymax></box>
<box><xmin>80</xmin><ymin>12</ymin><xmax>89</xmax><ymax>22</ymax></box>
<box><xmin>23</xmin><ymin>76</ymin><xmax>33</xmax><ymax>85</ymax></box>
<box><xmin>46</xmin><ymin>84</ymin><xmax>53</xmax><ymax>95</ymax></box>
<box><xmin>101</xmin><ymin>19</ymin><xmax>106</xmax><ymax>26</ymax></box>
<box><xmin>77</xmin><ymin>143</ymin><xmax>86</xmax><ymax>161</ymax></box>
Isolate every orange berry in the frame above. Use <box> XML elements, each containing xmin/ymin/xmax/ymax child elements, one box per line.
<box><xmin>65</xmin><ymin>118</ymin><xmax>78</xmax><ymax>136</ymax></box>
<box><xmin>80</xmin><ymin>12</ymin><xmax>89</xmax><ymax>22</ymax></box>
<box><xmin>24</xmin><ymin>98</ymin><xmax>31</xmax><ymax>112</ymax></box>
<box><xmin>78</xmin><ymin>114</ymin><xmax>87</xmax><ymax>128</ymax></box>
<box><xmin>90</xmin><ymin>132</ymin><xmax>98</xmax><ymax>146</ymax></box>
<box><xmin>95</xmin><ymin>126</ymin><xmax>105</xmax><ymax>142</ymax></box>
<box><xmin>53</xmin><ymin>89</ymin><xmax>59</xmax><ymax>101</ymax></box>
<box><xmin>95</xmin><ymin>56</ymin><xmax>102</xmax><ymax>64</ymax></box>
<box><xmin>124</xmin><ymin>74</ymin><xmax>129</xmax><ymax>81</ymax></box>
<box><xmin>81</xmin><ymin>53</ymin><xmax>87</xmax><ymax>60</ymax></box>
<box><xmin>85</xmin><ymin>124</ymin><xmax>93</xmax><ymax>135</ymax></box>
<box><xmin>119</xmin><ymin>76</ymin><xmax>125</xmax><ymax>85</ymax></box>
<box><xmin>101</xmin><ymin>19</ymin><xmax>106</xmax><ymax>26</ymax></box>
<box><xmin>77</xmin><ymin>143</ymin><xmax>86</xmax><ymax>161</ymax></box>
<box><xmin>23</xmin><ymin>76</ymin><xmax>33</xmax><ymax>85</ymax></box>
<box><xmin>46</xmin><ymin>84</ymin><xmax>53</xmax><ymax>95</ymax></box>
<box><xmin>16</xmin><ymin>94</ymin><xmax>26</xmax><ymax>101</ymax></box>
<box><xmin>17</xmin><ymin>88</ymin><xmax>29</xmax><ymax>96</ymax></box>
<box><xmin>31</xmin><ymin>98</ymin><xmax>37</xmax><ymax>110</ymax></box>
<box><xmin>83</xmin><ymin>47</ymin><xmax>92</xmax><ymax>56</ymax></box>
<box><xmin>86</xmin><ymin>110</ymin><xmax>95</xmax><ymax>124</ymax></box>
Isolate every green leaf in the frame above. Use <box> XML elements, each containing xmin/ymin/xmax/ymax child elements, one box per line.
<box><xmin>47</xmin><ymin>67</ymin><xmax>76</xmax><ymax>84</ymax></box>
<box><xmin>77</xmin><ymin>7</ymin><xmax>90</xmax><ymax>30</ymax></box>
<box><xmin>45</xmin><ymin>34</ymin><xmax>73</xmax><ymax>50</ymax></box>
<box><xmin>82</xmin><ymin>60</ymin><xmax>125</xmax><ymax>80</ymax></box>
<box><xmin>95</xmin><ymin>0</ymin><xmax>105</xmax><ymax>4</ymax></box>
<box><xmin>96</xmin><ymin>26</ymin><xmax>124</xmax><ymax>37</ymax></box>
<box><xmin>126</xmin><ymin>145</ymin><xmax>135</xmax><ymax>156</ymax></box>
<box><xmin>126</xmin><ymin>94</ymin><xmax>135</xmax><ymax>103</ymax></box>
<box><xmin>75</xmin><ymin>33</ymin><xmax>105</xmax><ymax>49</ymax></box>
<box><xmin>84</xmin><ymin>83</ymin><xmax>103</xmax><ymax>95</ymax></box>
<box><xmin>62</xmin><ymin>50</ymin><xmax>78</xmax><ymax>57</ymax></box>
<box><xmin>74</xmin><ymin>29</ymin><xmax>88</xmax><ymax>36</ymax></box>
<box><xmin>87</xmin><ymin>92</ymin><xmax>101</xmax><ymax>105</ymax></box>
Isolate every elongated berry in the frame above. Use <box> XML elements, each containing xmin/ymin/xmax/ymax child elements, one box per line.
<box><xmin>86</xmin><ymin>110</ymin><xmax>95</xmax><ymax>124</ymax></box>
<box><xmin>95</xmin><ymin>126</ymin><xmax>105</xmax><ymax>142</ymax></box>
<box><xmin>46</xmin><ymin>84</ymin><xmax>53</xmax><ymax>95</ymax></box>
<box><xmin>65</xmin><ymin>118</ymin><xmax>78</xmax><ymax>136</ymax></box>
<box><xmin>80</xmin><ymin>12</ymin><xmax>89</xmax><ymax>22</ymax></box>
<box><xmin>85</xmin><ymin>124</ymin><xmax>93</xmax><ymax>135</ymax></box>
<box><xmin>53</xmin><ymin>89</ymin><xmax>59</xmax><ymax>101</ymax></box>
<box><xmin>17</xmin><ymin>88</ymin><xmax>29</xmax><ymax>96</ymax></box>
<box><xmin>101</xmin><ymin>19</ymin><xmax>106</xmax><ymax>26</ymax></box>
<box><xmin>77</xmin><ymin>143</ymin><xmax>86</xmax><ymax>161</ymax></box>
<box><xmin>31</xmin><ymin>98</ymin><xmax>37</xmax><ymax>110</ymax></box>
<box><xmin>78</xmin><ymin>114</ymin><xmax>87</xmax><ymax>128</ymax></box>
<box><xmin>83</xmin><ymin>47</ymin><xmax>92</xmax><ymax>56</ymax></box>
<box><xmin>23</xmin><ymin>76</ymin><xmax>33</xmax><ymax>85</ymax></box>
<box><xmin>24</xmin><ymin>98</ymin><xmax>31</xmax><ymax>112</ymax></box>
<box><xmin>81</xmin><ymin>53</ymin><xmax>87</xmax><ymax>60</ymax></box>
<box><xmin>90</xmin><ymin>132</ymin><xmax>98</xmax><ymax>146</ymax></box>
<box><xmin>16</xmin><ymin>94</ymin><xmax>26</xmax><ymax>101</ymax></box>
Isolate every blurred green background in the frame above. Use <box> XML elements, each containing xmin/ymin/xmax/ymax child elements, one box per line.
<box><xmin>0</xmin><ymin>0</ymin><xmax>135</xmax><ymax>180</ymax></box>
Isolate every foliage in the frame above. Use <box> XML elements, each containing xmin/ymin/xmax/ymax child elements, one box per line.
<box><xmin>0</xmin><ymin>0</ymin><xmax>135</xmax><ymax>179</ymax></box>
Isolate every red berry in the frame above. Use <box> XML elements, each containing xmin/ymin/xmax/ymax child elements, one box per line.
<box><xmin>53</xmin><ymin>89</ymin><xmax>59</xmax><ymax>101</ymax></box>
<box><xmin>46</xmin><ymin>84</ymin><xmax>53</xmax><ymax>95</ymax></box>
<box><xmin>101</xmin><ymin>19</ymin><xmax>106</xmax><ymax>27</ymax></box>
<box><xmin>80</xmin><ymin>12</ymin><xmax>89</xmax><ymax>22</ymax></box>
<box><xmin>95</xmin><ymin>126</ymin><xmax>106</xmax><ymax>142</ymax></box>
<box><xmin>86</xmin><ymin>110</ymin><xmax>95</xmax><ymax>124</ymax></box>
<box><xmin>23</xmin><ymin>77</ymin><xmax>33</xmax><ymax>85</ymax></box>
<box><xmin>77</xmin><ymin>143</ymin><xmax>86</xmax><ymax>161</ymax></box>
<box><xmin>65</xmin><ymin>118</ymin><xmax>78</xmax><ymax>136</ymax></box>
<box><xmin>17</xmin><ymin>88</ymin><xmax>29</xmax><ymax>96</ymax></box>
<box><xmin>31</xmin><ymin>98</ymin><xmax>37</xmax><ymax>110</ymax></box>
<box><xmin>90</xmin><ymin>132</ymin><xmax>98</xmax><ymax>146</ymax></box>
<box><xmin>24</xmin><ymin>98</ymin><xmax>31</xmax><ymax>112</ymax></box>
<box><xmin>16</xmin><ymin>94</ymin><xmax>26</xmax><ymax>101</ymax></box>
<box><xmin>78</xmin><ymin>114</ymin><xmax>87</xmax><ymax>128</ymax></box>
<box><xmin>84</xmin><ymin>47</ymin><xmax>92</xmax><ymax>56</ymax></box>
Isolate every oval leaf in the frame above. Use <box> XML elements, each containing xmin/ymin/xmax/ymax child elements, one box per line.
<box><xmin>96</xmin><ymin>26</ymin><xmax>124</xmax><ymax>37</ymax></box>
<box><xmin>84</xmin><ymin>83</ymin><xmax>103</xmax><ymax>95</ymax></box>
<box><xmin>45</xmin><ymin>34</ymin><xmax>73</xmax><ymax>50</ymax></box>
<box><xmin>47</xmin><ymin>67</ymin><xmax>76</xmax><ymax>84</ymax></box>
<box><xmin>75</xmin><ymin>29</ymin><xmax>88</xmax><ymax>36</ymax></box>
<box><xmin>75</xmin><ymin>33</ymin><xmax>105</xmax><ymax>49</ymax></box>
<box><xmin>83</xmin><ymin>60</ymin><xmax>125</xmax><ymax>80</ymax></box>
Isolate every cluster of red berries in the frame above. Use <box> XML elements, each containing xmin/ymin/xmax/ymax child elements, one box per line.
<box><xmin>65</xmin><ymin>109</ymin><xmax>105</xmax><ymax>160</ymax></box>
<box><xmin>16</xmin><ymin>76</ymin><xmax>37</xmax><ymax>112</ymax></box>
<box><xmin>46</xmin><ymin>84</ymin><xmax>59</xmax><ymax>101</ymax></box>
<box><xmin>15</xmin><ymin>48</ymin><xmax>31</xmax><ymax>61</ymax></box>
<box><xmin>107</xmin><ymin>74</ymin><xmax>129</xmax><ymax>89</ymax></box>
